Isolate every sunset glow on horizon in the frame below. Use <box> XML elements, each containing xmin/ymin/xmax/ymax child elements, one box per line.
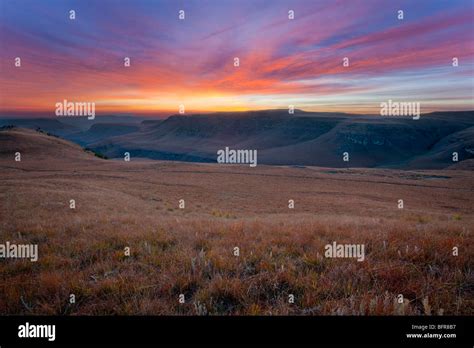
<box><xmin>1</xmin><ymin>0</ymin><xmax>473</xmax><ymax>116</ymax></box>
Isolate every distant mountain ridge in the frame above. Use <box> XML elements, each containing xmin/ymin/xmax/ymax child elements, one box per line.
<box><xmin>1</xmin><ymin>110</ymin><xmax>473</xmax><ymax>169</ymax></box>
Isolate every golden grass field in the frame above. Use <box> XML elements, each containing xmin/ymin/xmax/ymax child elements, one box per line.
<box><xmin>0</xmin><ymin>128</ymin><xmax>473</xmax><ymax>315</ymax></box>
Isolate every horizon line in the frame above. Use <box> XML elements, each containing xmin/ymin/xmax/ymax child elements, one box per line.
<box><xmin>1</xmin><ymin>107</ymin><xmax>474</xmax><ymax>119</ymax></box>
<box><xmin>0</xmin><ymin>108</ymin><xmax>474</xmax><ymax>120</ymax></box>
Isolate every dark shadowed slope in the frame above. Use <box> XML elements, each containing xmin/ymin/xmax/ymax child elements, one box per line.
<box><xmin>65</xmin><ymin>123</ymin><xmax>140</xmax><ymax>146</ymax></box>
<box><xmin>89</xmin><ymin>110</ymin><xmax>474</xmax><ymax>169</ymax></box>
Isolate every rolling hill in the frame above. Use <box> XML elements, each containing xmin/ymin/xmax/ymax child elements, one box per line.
<box><xmin>0</xmin><ymin>127</ymin><xmax>103</xmax><ymax>168</ymax></box>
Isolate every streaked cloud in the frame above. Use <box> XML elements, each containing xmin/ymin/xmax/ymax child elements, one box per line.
<box><xmin>0</xmin><ymin>0</ymin><xmax>472</xmax><ymax>115</ymax></box>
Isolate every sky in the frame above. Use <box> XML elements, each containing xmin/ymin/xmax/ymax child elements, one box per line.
<box><xmin>0</xmin><ymin>0</ymin><xmax>473</xmax><ymax>116</ymax></box>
